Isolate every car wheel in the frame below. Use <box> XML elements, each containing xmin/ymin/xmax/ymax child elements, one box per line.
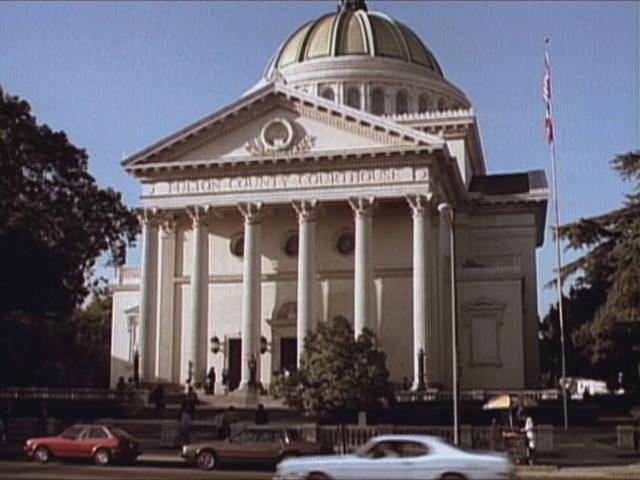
<box><xmin>94</xmin><ymin>448</ymin><xmax>111</xmax><ymax>466</ymax></box>
<box><xmin>34</xmin><ymin>446</ymin><xmax>51</xmax><ymax>464</ymax></box>
<box><xmin>306</xmin><ymin>473</ymin><xmax>332</xmax><ymax>480</ymax></box>
<box><xmin>197</xmin><ymin>450</ymin><xmax>217</xmax><ymax>471</ymax></box>
<box><xmin>440</xmin><ymin>474</ymin><xmax>466</xmax><ymax>480</ymax></box>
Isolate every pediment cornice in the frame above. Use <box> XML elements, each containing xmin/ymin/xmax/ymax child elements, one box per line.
<box><xmin>123</xmin><ymin>82</ymin><xmax>448</xmax><ymax>176</ymax></box>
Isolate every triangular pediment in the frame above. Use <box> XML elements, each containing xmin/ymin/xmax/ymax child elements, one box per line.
<box><xmin>123</xmin><ymin>83</ymin><xmax>445</xmax><ymax>174</ymax></box>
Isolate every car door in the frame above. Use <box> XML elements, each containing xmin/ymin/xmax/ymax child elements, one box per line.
<box><xmin>221</xmin><ymin>429</ymin><xmax>260</xmax><ymax>464</ymax></box>
<box><xmin>253</xmin><ymin>430</ymin><xmax>283</xmax><ymax>463</ymax></box>
<box><xmin>335</xmin><ymin>440</ymin><xmax>429</xmax><ymax>480</ymax></box>
<box><xmin>80</xmin><ymin>426</ymin><xmax>111</xmax><ymax>459</ymax></box>
<box><xmin>53</xmin><ymin>425</ymin><xmax>86</xmax><ymax>458</ymax></box>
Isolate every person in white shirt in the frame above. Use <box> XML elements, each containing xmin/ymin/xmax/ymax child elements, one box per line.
<box><xmin>520</xmin><ymin>411</ymin><xmax>536</xmax><ymax>465</ymax></box>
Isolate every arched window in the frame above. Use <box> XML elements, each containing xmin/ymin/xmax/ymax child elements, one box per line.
<box><xmin>320</xmin><ymin>87</ymin><xmax>335</xmax><ymax>101</ymax></box>
<box><xmin>437</xmin><ymin>97</ymin><xmax>449</xmax><ymax>111</ymax></box>
<box><xmin>418</xmin><ymin>94</ymin><xmax>430</xmax><ymax>113</ymax></box>
<box><xmin>346</xmin><ymin>87</ymin><xmax>361</xmax><ymax>109</ymax></box>
<box><xmin>371</xmin><ymin>88</ymin><xmax>385</xmax><ymax>115</ymax></box>
<box><xmin>396</xmin><ymin>90</ymin><xmax>408</xmax><ymax>115</ymax></box>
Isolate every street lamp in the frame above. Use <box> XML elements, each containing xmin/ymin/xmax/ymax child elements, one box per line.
<box><xmin>438</xmin><ymin>202</ymin><xmax>459</xmax><ymax>446</ymax></box>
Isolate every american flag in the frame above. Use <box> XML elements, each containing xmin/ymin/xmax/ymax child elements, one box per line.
<box><xmin>543</xmin><ymin>51</ymin><xmax>554</xmax><ymax>144</ymax></box>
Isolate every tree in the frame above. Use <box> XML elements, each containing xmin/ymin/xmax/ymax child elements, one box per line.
<box><xmin>0</xmin><ymin>87</ymin><xmax>139</xmax><ymax>386</ymax></box>
<box><xmin>64</xmin><ymin>281</ymin><xmax>114</xmax><ymax>387</ymax></box>
<box><xmin>0</xmin><ymin>86</ymin><xmax>139</xmax><ymax>319</ymax></box>
<box><xmin>544</xmin><ymin>151</ymin><xmax>640</xmax><ymax>393</ymax></box>
<box><xmin>273</xmin><ymin>316</ymin><xmax>391</xmax><ymax>418</ymax></box>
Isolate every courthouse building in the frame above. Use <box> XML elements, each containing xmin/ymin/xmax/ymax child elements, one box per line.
<box><xmin>111</xmin><ymin>0</ymin><xmax>548</xmax><ymax>393</ymax></box>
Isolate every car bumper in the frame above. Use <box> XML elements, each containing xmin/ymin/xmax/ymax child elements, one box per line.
<box><xmin>180</xmin><ymin>449</ymin><xmax>198</xmax><ymax>464</ymax></box>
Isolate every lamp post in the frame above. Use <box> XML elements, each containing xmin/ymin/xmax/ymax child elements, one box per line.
<box><xmin>438</xmin><ymin>202</ymin><xmax>459</xmax><ymax>446</ymax></box>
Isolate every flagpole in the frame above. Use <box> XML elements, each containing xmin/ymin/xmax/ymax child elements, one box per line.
<box><xmin>545</xmin><ymin>39</ymin><xmax>569</xmax><ymax>430</ymax></box>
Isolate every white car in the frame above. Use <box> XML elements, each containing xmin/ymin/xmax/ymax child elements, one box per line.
<box><xmin>274</xmin><ymin>434</ymin><xmax>514</xmax><ymax>480</ymax></box>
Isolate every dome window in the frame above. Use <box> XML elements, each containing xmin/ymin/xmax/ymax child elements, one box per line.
<box><xmin>418</xmin><ymin>94</ymin><xmax>430</xmax><ymax>113</ymax></box>
<box><xmin>437</xmin><ymin>97</ymin><xmax>449</xmax><ymax>111</ymax></box>
<box><xmin>371</xmin><ymin>88</ymin><xmax>385</xmax><ymax>115</ymax></box>
<box><xmin>346</xmin><ymin>87</ymin><xmax>361</xmax><ymax>109</ymax></box>
<box><xmin>320</xmin><ymin>86</ymin><xmax>335</xmax><ymax>101</ymax></box>
<box><xmin>396</xmin><ymin>90</ymin><xmax>408</xmax><ymax>115</ymax></box>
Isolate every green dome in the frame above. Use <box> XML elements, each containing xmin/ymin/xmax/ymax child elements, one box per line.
<box><xmin>265</xmin><ymin>2</ymin><xmax>444</xmax><ymax>77</ymax></box>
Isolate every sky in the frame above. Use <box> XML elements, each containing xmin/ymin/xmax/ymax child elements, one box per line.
<box><xmin>1</xmin><ymin>0</ymin><xmax>638</xmax><ymax>315</ymax></box>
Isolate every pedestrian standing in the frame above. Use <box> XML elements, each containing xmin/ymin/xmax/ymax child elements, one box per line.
<box><xmin>179</xmin><ymin>399</ymin><xmax>192</xmax><ymax>445</ymax></box>
<box><xmin>126</xmin><ymin>377</ymin><xmax>135</xmax><ymax>402</ymax></box>
<box><xmin>207</xmin><ymin>367</ymin><xmax>216</xmax><ymax>395</ymax></box>
<box><xmin>222</xmin><ymin>367</ymin><xmax>229</xmax><ymax>394</ymax></box>
<box><xmin>185</xmin><ymin>386</ymin><xmax>199</xmax><ymax>420</ymax></box>
<box><xmin>520</xmin><ymin>411</ymin><xmax>536</xmax><ymax>465</ymax></box>
<box><xmin>254</xmin><ymin>403</ymin><xmax>269</xmax><ymax>425</ymax></box>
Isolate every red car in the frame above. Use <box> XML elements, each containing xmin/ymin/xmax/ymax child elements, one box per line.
<box><xmin>24</xmin><ymin>424</ymin><xmax>141</xmax><ymax>466</ymax></box>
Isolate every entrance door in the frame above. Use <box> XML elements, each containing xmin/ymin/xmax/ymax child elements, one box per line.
<box><xmin>280</xmin><ymin>337</ymin><xmax>297</xmax><ymax>373</ymax></box>
<box><xmin>228</xmin><ymin>339</ymin><xmax>241</xmax><ymax>391</ymax></box>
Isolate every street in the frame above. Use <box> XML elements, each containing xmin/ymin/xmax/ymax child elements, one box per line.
<box><xmin>1</xmin><ymin>458</ymin><xmax>640</xmax><ymax>480</ymax></box>
<box><xmin>0</xmin><ymin>459</ymin><xmax>272</xmax><ymax>480</ymax></box>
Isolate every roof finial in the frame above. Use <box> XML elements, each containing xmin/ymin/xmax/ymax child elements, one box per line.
<box><xmin>338</xmin><ymin>0</ymin><xmax>368</xmax><ymax>12</ymax></box>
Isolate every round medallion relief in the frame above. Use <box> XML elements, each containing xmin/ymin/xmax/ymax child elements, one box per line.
<box><xmin>336</xmin><ymin>231</ymin><xmax>355</xmax><ymax>256</ymax></box>
<box><xmin>260</xmin><ymin>118</ymin><xmax>294</xmax><ymax>151</ymax></box>
<box><xmin>283</xmin><ymin>233</ymin><xmax>299</xmax><ymax>257</ymax></box>
<box><xmin>230</xmin><ymin>234</ymin><xmax>244</xmax><ymax>257</ymax></box>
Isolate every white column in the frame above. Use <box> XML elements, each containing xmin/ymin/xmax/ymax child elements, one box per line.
<box><xmin>407</xmin><ymin>195</ymin><xmax>431</xmax><ymax>390</ymax></box>
<box><xmin>238</xmin><ymin>202</ymin><xmax>263</xmax><ymax>388</ymax></box>
<box><xmin>187</xmin><ymin>206</ymin><xmax>210</xmax><ymax>386</ymax></box>
<box><xmin>293</xmin><ymin>200</ymin><xmax>318</xmax><ymax>367</ymax></box>
<box><xmin>138</xmin><ymin>211</ymin><xmax>158</xmax><ymax>380</ymax></box>
<box><xmin>349</xmin><ymin>197</ymin><xmax>375</xmax><ymax>337</ymax></box>
<box><xmin>156</xmin><ymin>216</ymin><xmax>176</xmax><ymax>381</ymax></box>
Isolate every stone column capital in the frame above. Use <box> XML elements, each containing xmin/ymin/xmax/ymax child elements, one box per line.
<box><xmin>137</xmin><ymin>208</ymin><xmax>160</xmax><ymax>227</ymax></box>
<box><xmin>187</xmin><ymin>205</ymin><xmax>214</xmax><ymax>228</ymax></box>
<box><xmin>406</xmin><ymin>194</ymin><xmax>432</xmax><ymax>218</ymax></box>
<box><xmin>238</xmin><ymin>202</ymin><xmax>264</xmax><ymax>225</ymax></box>
<box><xmin>159</xmin><ymin>213</ymin><xmax>178</xmax><ymax>235</ymax></box>
<box><xmin>292</xmin><ymin>199</ymin><xmax>318</xmax><ymax>223</ymax></box>
<box><xmin>348</xmin><ymin>197</ymin><xmax>375</xmax><ymax>218</ymax></box>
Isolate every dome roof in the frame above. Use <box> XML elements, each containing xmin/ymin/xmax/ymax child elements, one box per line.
<box><xmin>265</xmin><ymin>0</ymin><xmax>443</xmax><ymax>78</ymax></box>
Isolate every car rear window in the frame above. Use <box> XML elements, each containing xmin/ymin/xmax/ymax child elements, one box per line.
<box><xmin>110</xmin><ymin>428</ymin><xmax>132</xmax><ymax>439</ymax></box>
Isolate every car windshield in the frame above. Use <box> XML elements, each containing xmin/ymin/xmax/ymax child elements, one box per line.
<box><xmin>60</xmin><ymin>425</ymin><xmax>85</xmax><ymax>440</ymax></box>
<box><xmin>354</xmin><ymin>439</ymin><xmax>377</xmax><ymax>458</ymax></box>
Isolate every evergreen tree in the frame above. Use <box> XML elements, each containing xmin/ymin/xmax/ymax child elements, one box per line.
<box><xmin>546</xmin><ymin>151</ymin><xmax>640</xmax><ymax>392</ymax></box>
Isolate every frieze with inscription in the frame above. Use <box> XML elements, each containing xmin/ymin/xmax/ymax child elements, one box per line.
<box><xmin>144</xmin><ymin>167</ymin><xmax>430</xmax><ymax>197</ymax></box>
